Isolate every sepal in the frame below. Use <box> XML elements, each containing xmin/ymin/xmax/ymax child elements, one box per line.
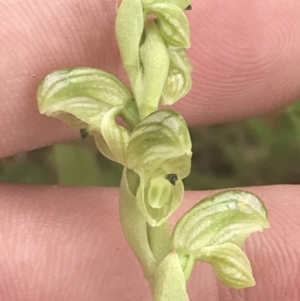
<box><xmin>160</xmin><ymin>47</ymin><xmax>192</xmax><ymax>105</ymax></box>
<box><xmin>143</xmin><ymin>0</ymin><xmax>193</xmax><ymax>11</ymax></box>
<box><xmin>196</xmin><ymin>243</ymin><xmax>256</xmax><ymax>289</ymax></box>
<box><xmin>126</xmin><ymin>109</ymin><xmax>192</xmax><ymax>179</ymax></box>
<box><xmin>171</xmin><ymin>190</ymin><xmax>269</xmax><ymax>287</ymax></box>
<box><xmin>171</xmin><ymin>190</ymin><xmax>269</xmax><ymax>255</ymax></box>
<box><xmin>37</xmin><ymin>67</ymin><xmax>132</xmax><ymax>165</ymax></box>
<box><xmin>147</xmin><ymin>3</ymin><xmax>190</xmax><ymax>48</ymax></box>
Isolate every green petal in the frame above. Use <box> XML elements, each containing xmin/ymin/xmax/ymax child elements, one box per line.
<box><xmin>126</xmin><ymin>109</ymin><xmax>192</xmax><ymax>179</ymax></box>
<box><xmin>115</xmin><ymin>0</ymin><xmax>144</xmax><ymax>87</ymax></box>
<box><xmin>135</xmin><ymin>20</ymin><xmax>170</xmax><ymax>119</ymax></box>
<box><xmin>160</xmin><ymin>47</ymin><xmax>192</xmax><ymax>105</ymax></box>
<box><xmin>147</xmin><ymin>176</ymin><xmax>173</xmax><ymax>208</ymax></box>
<box><xmin>37</xmin><ymin>67</ymin><xmax>132</xmax><ymax>165</ymax></box>
<box><xmin>91</xmin><ymin>107</ymin><xmax>129</xmax><ymax>164</ymax></box>
<box><xmin>147</xmin><ymin>3</ymin><xmax>190</xmax><ymax>48</ymax></box>
<box><xmin>142</xmin><ymin>0</ymin><xmax>192</xmax><ymax>11</ymax></box>
<box><xmin>136</xmin><ymin>175</ymin><xmax>184</xmax><ymax>227</ymax></box>
<box><xmin>154</xmin><ymin>251</ymin><xmax>189</xmax><ymax>301</ymax></box>
<box><xmin>169</xmin><ymin>46</ymin><xmax>193</xmax><ymax>72</ymax></box>
<box><xmin>171</xmin><ymin>190</ymin><xmax>269</xmax><ymax>256</ymax></box>
<box><xmin>197</xmin><ymin>243</ymin><xmax>255</xmax><ymax>289</ymax></box>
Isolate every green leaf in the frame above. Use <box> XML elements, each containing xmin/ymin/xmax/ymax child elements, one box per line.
<box><xmin>147</xmin><ymin>3</ymin><xmax>190</xmax><ymax>48</ymax></box>
<box><xmin>115</xmin><ymin>0</ymin><xmax>144</xmax><ymax>87</ymax></box>
<box><xmin>154</xmin><ymin>251</ymin><xmax>189</xmax><ymax>301</ymax></box>
<box><xmin>171</xmin><ymin>190</ymin><xmax>269</xmax><ymax>257</ymax></box>
<box><xmin>160</xmin><ymin>47</ymin><xmax>192</xmax><ymax>105</ymax></box>
<box><xmin>126</xmin><ymin>109</ymin><xmax>192</xmax><ymax>179</ymax></box>
<box><xmin>37</xmin><ymin>67</ymin><xmax>133</xmax><ymax>165</ymax></box>
<box><xmin>136</xmin><ymin>174</ymin><xmax>184</xmax><ymax>227</ymax></box>
<box><xmin>135</xmin><ymin>20</ymin><xmax>170</xmax><ymax>119</ymax></box>
<box><xmin>142</xmin><ymin>0</ymin><xmax>192</xmax><ymax>11</ymax></box>
<box><xmin>197</xmin><ymin>243</ymin><xmax>255</xmax><ymax>289</ymax></box>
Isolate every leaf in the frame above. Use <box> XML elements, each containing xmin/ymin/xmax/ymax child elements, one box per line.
<box><xmin>171</xmin><ymin>190</ymin><xmax>269</xmax><ymax>257</ymax></box>
<box><xmin>115</xmin><ymin>0</ymin><xmax>144</xmax><ymax>86</ymax></box>
<box><xmin>154</xmin><ymin>251</ymin><xmax>189</xmax><ymax>301</ymax></box>
<box><xmin>136</xmin><ymin>174</ymin><xmax>184</xmax><ymax>227</ymax></box>
<box><xmin>135</xmin><ymin>20</ymin><xmax>170</xmax><ymax>119</ymax></box>
<box><xmin>160</xmin><ymin>47</ymin><xmax>192</xmax><ymax>105</ymax></box>
<box><xmin>126</xmin><ymin>109</ymin><xmax>192</xmax><ymax>179</ymax></box>
<box><xmin>146</xmin><ymin>3</ymin><xmax>190</xmax><ymax>48</ymax></box>
<box><xmin>197</xmin><ymin>243</ymin><xmax>255</xmax><ymax>289</ymax></box>
<box><xmin>37</xmin><ymin>67</ymin><xmax>133</xmax><ymax>165</ymax></box>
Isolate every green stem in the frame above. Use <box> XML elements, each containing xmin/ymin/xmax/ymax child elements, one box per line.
<box><xmin>147</xmin><ymin>221</ymin><xmax>170</xmax><ymax>264</ymax></box>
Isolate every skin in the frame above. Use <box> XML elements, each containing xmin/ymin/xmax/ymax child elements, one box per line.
<box><xmin>0</xmin><ymin>0</ymin><xmax>300</xmax><ymax>300</ymax></box>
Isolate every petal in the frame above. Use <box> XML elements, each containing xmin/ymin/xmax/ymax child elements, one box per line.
<box><xmin>147</xmin><ymin>3</ymin><xmax>190</xmax><ymax>48</ymax></box>
<box><xmin>37</xmin><ymin>67</ymin><xmax>132</xmax><ymax>164</ymax></box>
<box><xmin>126</xmin><ymin>109</ymin><xmax>192</xmax><ymax>179</ymax></box>
<box><xmin>160</xmin><ymin>47</ymin><xmax>192</xmax><ymax>105</ymax></box>
<box><xmin>136</xmin><ymin>176</ymin><xmax>184</xmax><ymax>227</ymax></box>
<box><xmin>171</xmin><ymin>190</ymin><xmax>269</xmax><ymax>255</ymax></box>
<box><xmin>197</xmin><ymin>243</ymin><xmax>256</xmax><ymax>289</ymax></box>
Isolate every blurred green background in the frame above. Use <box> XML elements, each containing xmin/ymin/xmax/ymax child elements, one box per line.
<box><xmin>1</xmin><ymin>100</ymin><xmax>300</xmax><ymax>190</ymax></box>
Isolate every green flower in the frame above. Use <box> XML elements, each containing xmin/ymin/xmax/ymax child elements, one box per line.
<box><xmin>171</xmin><ymin>190</ymin><xmax>269</xmax><ymax>287</ymax></box>
<box><xmin>37</xmin><ymin>67</ymin><xmax>134</xmax><ymax>165</ymax></box>
<box><xmin>126</xmin><ymin>109</ymin><xmax>192</xmax><ymax>226</ymax></box>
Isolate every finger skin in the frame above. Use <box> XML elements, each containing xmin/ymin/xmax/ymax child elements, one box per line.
<box><xmin>1</xmin><ymin>0</ymin><xmax>300</xmax><ymax>157</ymax></box>
<box><xmin>0</xmin><ymin>184</ymin><xmax>298</xmax><ymax>301</ymax></box>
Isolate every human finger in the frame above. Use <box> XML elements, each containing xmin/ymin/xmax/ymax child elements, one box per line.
<box><xmin>0</xmin><ymin>183</ymin><xmax>298</xmax><ymax>300</ymax></box>
<box><xmin>1</xmin><ymin>0</ymin><xmax>300</xmax><ymax>157</ymax></box>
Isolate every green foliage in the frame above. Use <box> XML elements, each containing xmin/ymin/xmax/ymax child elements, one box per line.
<box><xmin>172</xmin><ymin>190</ymin><xmax>269</xmax><ymax>254</ymax></box>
